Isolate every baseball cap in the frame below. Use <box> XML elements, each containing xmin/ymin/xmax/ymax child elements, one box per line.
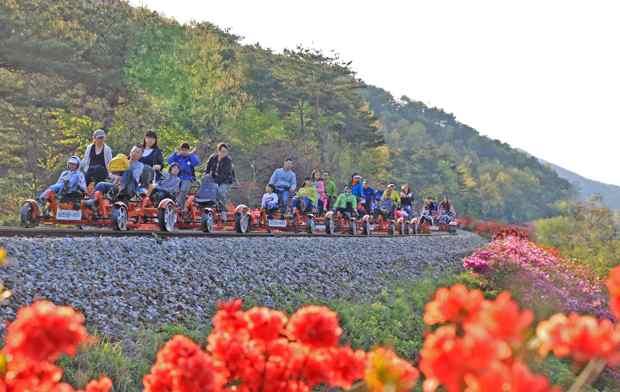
<box><xmin>67</xmin><ymin>156</ymin><xmax>81</xmax><ymax>166</ymax></box>
<box><xmin>93</xmin><ymin>129</ymin><xmax>106</xmax><ymax>139</ymax></box>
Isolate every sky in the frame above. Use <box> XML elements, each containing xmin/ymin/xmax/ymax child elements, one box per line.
<box><xmin>130</xmin><ymin>0</ymin><xmax>620</xmax><ymax>185</ymax></box>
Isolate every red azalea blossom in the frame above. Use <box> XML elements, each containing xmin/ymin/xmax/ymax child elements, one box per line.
<box><xmin>213</xmin><ymin>299</ymin><xmax>247</xmax><ymax>333</ymax></box>
<box><xmin>143</xmin><ymin>335</ymin><xmax>227</xmax><ymax>392</ymax></box>
<box><xmin>536</xmin><ymin>313</ymin><xmax>620</xmax><ymax>364</ymax></box>
<box><xmin>3</xmin><ymin>358</ymin><xmax>64</xmax><ymax>391</ymax></box>
<box><xmin>4</xmin><ymin>301</ymin><xmax>90</xmax><ymax>363</ymax></box>
<box><xmin>245</xmin><ymin>307</ymin><xmax>287</xmax><ymax>343</ymax></box>
<box><xmin>420</xmin><ymin>325</ymin><xmax>512</xmax><ymax>392</ymax></box>
<box><xmin>287</xmin><ymin>306</ymin><xmax>342</xmax><ymax>349</ymax></box>
<box><xmin>465</xmin><ymin>362</ymin><xmax>560</xmax><ymax>392</ymax></box>
<box><xmin>326</xmin><ymin>347</ymin><xmax>367</xmax><ymax>389</ymax></box>
<box><xmin>82</xmin><ymin>376</ymin><xmax>113</xmax><ymax>392</ymax></box>
<box><xmin>474</xmin><ymin>292</ymin><xmax>533</xmax><ymax>346</ymax></box>
<box><xmin>424</xmin><ymin>284</ymin><xmax>484</xmax><ymax>326</ymax></box>
<box><xmin>606</xmin><ymin>266</ymin><xmax>620</xmax><ymax>319</ymax></box>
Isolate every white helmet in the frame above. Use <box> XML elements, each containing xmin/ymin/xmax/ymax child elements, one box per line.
<box><xmin>67</xmin><ymin>156</ymin><xmax>81</xmax><ymax>168</ymax></box>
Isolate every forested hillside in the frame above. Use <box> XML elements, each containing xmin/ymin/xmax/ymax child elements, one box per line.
<box><xmin>540</xmin><ymin>159</ymin><xmax>620</xmax><ymax>210</ymax></box>
<box><xmin>0</xmin><ymin>0</ymin><xmax>572</xmax><ymax>222</ymax></box>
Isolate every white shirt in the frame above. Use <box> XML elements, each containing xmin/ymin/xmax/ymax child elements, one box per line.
<box><xmin>261</xmin><ymin>193</ymin><xmax>279</xmax><ymax>208</ymax></box>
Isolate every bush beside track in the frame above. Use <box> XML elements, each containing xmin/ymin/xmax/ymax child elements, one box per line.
<box><xmin>0</xmin><ymin>231</ymin><xmax>486</xmax><ymax>339</ymax></box>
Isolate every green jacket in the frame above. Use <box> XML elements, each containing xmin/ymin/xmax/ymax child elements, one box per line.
<box><xmin>296</xmin><ymin>185</ymin><xmax>319</xmax><ymax>205</ymax></box>
<box><xmin>325</xmin><ymin>180</ymin><xmax>337</xmax><ymax>198</ymax></box>
<box><xmin>333</xmin><ymin>193</ymin><xmax>357</xmax><ymax>209</ymax></box>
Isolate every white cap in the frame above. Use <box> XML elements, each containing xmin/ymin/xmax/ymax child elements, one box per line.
<box><xmin>67</xmin><ymin>156</ymin><xmax>81</xmax><ymax>166</ymax></box>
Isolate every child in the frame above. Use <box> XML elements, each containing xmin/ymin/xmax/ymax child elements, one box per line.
<box><xmin>351</xmin><ymin>173</ymin><xmax>363</xmax><ymax>199</ymax></box>
<box><xmin>333</xmin><ymin>186</ymin><xmax>358</xmax><ymax>217</ymax></box>
<box><xmin>167</xmin><ymin>142</ymin><xmax>201</xmax><ymax>209</ymax></box>
<box><xmin>400</xmin><ymin>184</ymin><xmax>414</xmax><ymax>218</ymax></box>
<box><xmin>150</xmin><ymin>163</ymin><xmax>181</xmax><ymax>204</ymax></box>
<box><xmin>359</xmin><ymin>180</ymin><xmax>375</xmax><ymax>215</ymax></box>
<box><xmin>261</xmin><ymin>184</ymin><xmax>279</xmax><ymax>215</ymax></box>
<box><xmin>292</xmin><ymin>178</ymin><xmax>319</xmax><ymax>214</ymax></box>
<box><xmin>311</xmin><ymin>169</ymin><xmax>329</xmax><ymax>215</ymax></box>
<box><xmin>420</xmin><ymin>197</ymin><xmax>437</xmax><ymax>225</ymax></box>
<box><xmin>438</xmin><ymin>196</ymin><xmax>456</xmax><ymax>224</ymax></box>
<box><xmin>39</xmin><ymin>156</ymin><xmax>87</xmax><ymax>202</ymax></box>
<box><xmin>379</xmin><ymin>184</ymin><xmax>400</xmax><ymax>219</ymax></box>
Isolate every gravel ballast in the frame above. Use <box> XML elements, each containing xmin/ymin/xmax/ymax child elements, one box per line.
<box><xmin>0</xmin><ymin>232</ymin><xmax>486</xmax><ymax>338</ymax></box>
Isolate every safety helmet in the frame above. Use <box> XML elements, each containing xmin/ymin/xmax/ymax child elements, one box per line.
<box><xmin>67</xmin><ymin>156</ymin><xmax>81</xmax><ymax>168</ymax></box>
<box><xmin>108</xmin><ymin>154</ymin><xmax>130</xmax><ymax>173</ymax></box>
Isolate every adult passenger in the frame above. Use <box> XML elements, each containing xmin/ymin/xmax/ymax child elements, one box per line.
<box><xmin>82</xmin><ymin>129</ymin><xmax>112</xmax><ymax>186</ymax></box>
<box><xmin>139</xmin><ymin>130</ymin><xmax>164</xmax><ymax>182</ymax></box>
<box><xmin>269</xmin><ymin>158</ymin><xmax>297</xmax><ymax>214</ymax></box>
<box><xmin>204</xmin><ymin>143</ymin><xmax>235</xmax><ymax>210</ymax></box>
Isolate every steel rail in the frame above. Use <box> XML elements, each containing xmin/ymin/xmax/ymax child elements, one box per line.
<box><xmin>0</xmin><ymin>226</ymin><xmax>455</xmax><ymax>239</ymax></box>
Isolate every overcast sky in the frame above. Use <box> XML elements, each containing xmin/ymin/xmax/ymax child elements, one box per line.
<box><xmin>130</xmin><ymin>0</ymin><xmax>620</xmax><ymax>185</ymax></box>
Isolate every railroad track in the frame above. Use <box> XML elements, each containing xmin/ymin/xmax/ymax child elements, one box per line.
<box><xmin>0</xmin><ymin>226</ymin><xmax>455</xmax><ymax>239</ymax></box>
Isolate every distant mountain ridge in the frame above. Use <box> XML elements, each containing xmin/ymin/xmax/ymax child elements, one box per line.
<box><xmin>539</xmin><ymin>159</ymin><xmax>620</xmax><ymax>210</ymax></box>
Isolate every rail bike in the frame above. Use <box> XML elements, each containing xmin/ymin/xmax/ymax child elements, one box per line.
<box><xmin>19</xmin><ymin>186</ymin><xmax>178</xmax><ymax>232</ymax></box>
<box><xmin>18</xmin><ymin>179</ymin><xmax>458</xmax><ymax>236</ymax></box>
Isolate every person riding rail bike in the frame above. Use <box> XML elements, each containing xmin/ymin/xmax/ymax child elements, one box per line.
<box><xmin>95</xmin><ymin>145</ymin><xmax>150</xmax><ymax>200</ymax></box>
<box><xmin>149</xmin><ymin>162</ymin><xmax>181</xmax><ymax>204</ymax></box>
<box><xmin>438</xmin><ymin>196</ymin><xmax>456</xmax><ymax>225</ymax></box>
<box><xmin>378</xmin><ymin>184</ymin><xmax>400</xmax><ymax>220</ymax></box>
<box><xmin>269</xmin><ymin>157</ymin><xmax>297</xmax><ymax>215</ymax></box>
<box><xmin>204</xmin><ymin>143</ymin><xmax>235</xmax><ymax>215</ymax></box>
<box><xmin>39</xmin><ymin>156</ymin><xmax>87</xmax><ymax>205</ymax></box>
<box><xmin>291</xmin><ymin>178</ymin><xmax>318</xmax><ymax>215</ymax></box>
<box><xmin>82</xmin><ymin>129</ymin><xmax>112</xmax><ymax>186</ymax></box>
<box><xmin>333</xmin><ymin>186</ymin><xmax>358</xmax><ymax>218</ymax></box>
<box><xmin>167</xmin><ymin>142</ymin><xmax>200</xmax><ymax>210</ymax></box>
<box><xmin>261</xmin><ymin>184</ymin><xmax>279</xmax><ymax>218</ymax></box>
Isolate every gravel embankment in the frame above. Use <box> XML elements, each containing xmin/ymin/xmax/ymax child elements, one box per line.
<box><xmin>0</xmin><ymin>232</ymin><xmax>486</xmax><ymax>338</ymax></box>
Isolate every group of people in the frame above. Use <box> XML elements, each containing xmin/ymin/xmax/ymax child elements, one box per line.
<box><xmin>40</xmin><ymin>129</ymin><xmax>236</xmax><ymax>211</ymax></box>
<box><xmin>261</xmin><ymin>160</ymin><xmax>457</xmax><ymax>224</ymax></box>
<box><xmin>39</xmin><ymin>128</ymin><xmax>456</xmax><ymax>225</ymax></box>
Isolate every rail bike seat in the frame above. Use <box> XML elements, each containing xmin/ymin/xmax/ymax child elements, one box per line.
<box><xmin>194</xmin><ymin>198</ymin><xmax>217</xmax><ymax>208</ymax></box>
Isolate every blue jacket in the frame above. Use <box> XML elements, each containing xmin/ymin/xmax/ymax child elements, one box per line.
<box><xmin>361</xmin><ymin>186</ymin><xmax>375</xmax><ymax>205</ymax></box>
<box><xmin>352</xmin><ymin>182</ymin><xmax>363</xmax><ymax>198</ymax></box>
<box><xmin>167</xmin><ymin>152</ymin><xmax>200</xmax><ymax>181</ymax></box>
<box><xmin>269</xmin><ymin>168</ymin><xmax>297</xmax><ymax>191</ymax></box>
<box><xmin>55</xmin><ymin>170</ymin><xmax>87</xmax><ymax>193</ymax></box>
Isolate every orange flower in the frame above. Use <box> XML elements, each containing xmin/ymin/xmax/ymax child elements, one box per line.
<box><xmin>536</xmin><ymin>313</ymin><xmax>620</xmax><ymax>364</ymax></box>
<box><xmin>420</xmin><ymin>325</ymin><xmax>511</xmax><ymax>392</ymax></box>
<box><xmin>3</xmin><ymin>358</ymin><xmax>64</xmax><ymax>391</ymax></box>
<box><xmin>245</xmin><ymin>307</ymin><xmax>287</xmax><ymax>343</ymax></box>
<box><xmin>464</xmin><ymin>361</ymin><xmax>559</xmax><ymax>392</ymax></box>
<box><xmin>606</xmin><ymin>266</ymin><xmax>620</xmax><ymax>319</ymax></box>
<box><xmin>474</xmin><ymin>292</ymin><xmax>533</xmax><ymax>346</ymax></box>
<box><xmin>143</xmin><ymin>335</ymin><xmax>227</xmax><ymax>392</ymax></box>
<box><xmin>327</xmin><ymin>347</ymin><xmax>367</xmax><ymax>389</ymax></box>
<box><xmin>83</xmin><ymin>376</ymin><xmax>113</xmax><ymax>392</ymax></box>
<box><xmin>287</xmin><ymin>306</ymin><xmax>342</xmax><ymax>348</ymax></box>
<box><xmin>0</xmin><ymin>248</ymin><xmax>7</xmax><ymax>266</ymax></box>
<box><xmin>365</xmin><ymin>347</ymin><xmax>419</xmax><ymax>392</ymax></box>
<box><xmin>4</xmin><ymin>300</ymin><xmax>90</xmax><ymax>363</ymax></box>
<box><xmin>424</xmin><ymin>284</ymin><xmax>484</xmax><ymax>326</ymax></box>
<box><xmin>212</xmin><ymin>299</ymin><xmax>247</xmax><ymax>333</ymax></box>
